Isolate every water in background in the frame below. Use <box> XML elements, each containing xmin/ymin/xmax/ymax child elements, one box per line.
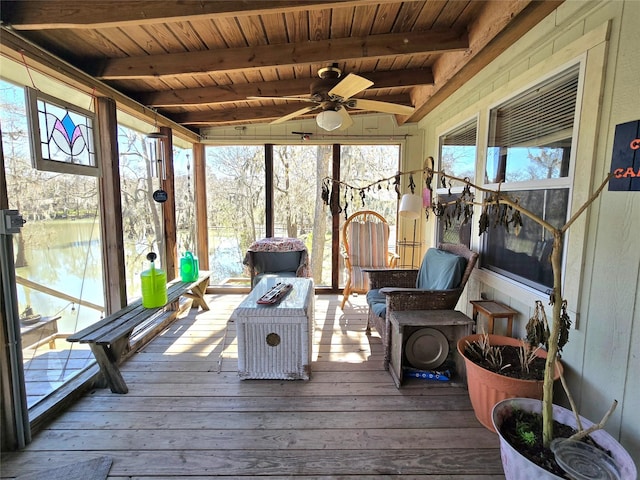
<box><xmin>15</xmin><ymin>219</ymin><xmax>249</xmax><ymax>334</ymax></box>
<box><xmin>15</xmin><ymin>219</ymin><xmax>105</xmax><ymax>334</ymax></box>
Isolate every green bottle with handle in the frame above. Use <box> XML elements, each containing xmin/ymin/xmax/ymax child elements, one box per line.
<box><xmin>180</xmin><ymin>251</ymin><xmax>199</xmax><ymax>282</ymax></box>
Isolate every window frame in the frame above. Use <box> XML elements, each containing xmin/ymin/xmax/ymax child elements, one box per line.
<box><xmin>25</xmin><ymin>86</ymin><xmax>101</xmax><ymax>177</ymax></box>
<box><xmin>431</xmin><ymin>44</ymin><xmax>605</xmax><ymax>323</ymax></box>
<box><xmin>479</xmin><ymin>64</ymin><xmax>582</xmax><ymax>293</ymax></box>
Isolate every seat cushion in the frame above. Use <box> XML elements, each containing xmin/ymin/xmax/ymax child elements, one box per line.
<box><xmin>416</xmin><ymin>248</ymin><xmax>467</xmax><ymax>290</ymax></box>
<box><xmin>366</xmin><ymin>288</ymin><xmax>387</xmax><ymax>319</ymax></box>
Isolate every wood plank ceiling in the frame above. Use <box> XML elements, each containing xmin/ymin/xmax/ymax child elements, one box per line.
<box><xmin>0</xmin><ymin>0</ymin><xmax>563</xmax><ymax>136</ymax></box>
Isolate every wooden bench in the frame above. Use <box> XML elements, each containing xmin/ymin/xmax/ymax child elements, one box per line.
<box><xmin>67</xmin><ymin>271</ymin><xmax>211</xmax><ymax>394</ymax></box>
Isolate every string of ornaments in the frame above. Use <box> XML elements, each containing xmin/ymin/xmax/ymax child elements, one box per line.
<box><xmin>321</xmin><ymin>156</ymin><xmax>526</xmax><ymax>237</ymax></box>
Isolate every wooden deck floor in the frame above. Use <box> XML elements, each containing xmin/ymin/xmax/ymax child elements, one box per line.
<box><xmin>1</xmin><ymin>293</ymin><xmax>505</xmax><ymax>479</ymax></box>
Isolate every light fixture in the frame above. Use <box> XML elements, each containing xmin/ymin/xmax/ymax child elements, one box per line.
<box><xmin>399</xmin><ymin>193</ymin><xmax>423</xmax><ymax>268</ymax></box>
<box><xmin>316</xmin><ymin>109</ymin><xmax>343</xmax><ymax>131</ymax></box>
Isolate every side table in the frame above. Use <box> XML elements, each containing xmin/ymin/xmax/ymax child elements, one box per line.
<box><xmin>470</xmin><ymin>300</ymin><xmax>518</xmax><ymax>337</ymax></box>
<box><xmin>21</xmin><ymin>315</ymin><xmax>61</xmax><ymax>349</ymax></box>
<box><xmin>388</xmin><ymin>310</ymin><xmax>474</xmax><ymax>388</ymax></box>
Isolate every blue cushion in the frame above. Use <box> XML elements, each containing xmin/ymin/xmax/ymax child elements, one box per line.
<box><xmin>416</xmin><ymin>248</ymin><xmax>466</xmax><ymax>290</ymax></box>
<box><xmin>366</xmin><ymin>289</ymin><xmax>387</xmax><ymax>318</ymax></box>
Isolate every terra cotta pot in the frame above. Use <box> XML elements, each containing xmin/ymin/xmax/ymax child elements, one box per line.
<box><xmin>457</xmin><ymin>334</ymin><xmax>563</xmax><ymax>432</ymax></box>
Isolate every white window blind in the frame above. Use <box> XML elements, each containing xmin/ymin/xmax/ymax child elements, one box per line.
<box><xmin>442</xmin><ymin>120</ymin><xmax>477</xmax><ymax>147</ymax></box>
<box><xmin>489</xmin><ymin>65</ymin><xmax>579</xmax><ymax>148</ymax></box>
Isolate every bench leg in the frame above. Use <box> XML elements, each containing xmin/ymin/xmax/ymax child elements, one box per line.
<box><xmin>89</xmin><ymin>344</ymin><xmax>129</xmax><ymax>394</ymax></box>
<box><xmin>184</xmin><ymin>278</ymin><xmax>210</xmax><ymax>311</ymax></box>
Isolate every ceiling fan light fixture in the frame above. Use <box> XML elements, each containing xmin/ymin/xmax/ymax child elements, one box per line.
<box><xmin>316</xmin><ymin>109</ymin><xmax>343</xmax><ymax>131</ymax></box>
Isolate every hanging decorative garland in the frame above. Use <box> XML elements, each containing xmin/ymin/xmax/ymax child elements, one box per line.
<box><xmin>320</xmin><ymin>156</ymin><xmax>533</xmax><ymax>233</ymax></box>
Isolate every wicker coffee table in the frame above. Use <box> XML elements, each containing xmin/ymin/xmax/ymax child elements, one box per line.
<box><xmin>232</xmin><ymin>277</ymin><xmax>314</xmax><ymax>380</ymax></box>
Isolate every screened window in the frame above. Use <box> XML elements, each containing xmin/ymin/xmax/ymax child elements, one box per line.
<box><xmin>117</xmin><ymin>125</ymin><xmax>166</xmax><ymax>301</ymax></box>
<box><xmin>174</xmin><ymin>147</ymin><xmax>195</xmax><ymax>255</ymax></box>
<box><xmin>273</xmin><ymin>145</ymin><xmax>333</xmax><ymax>286</ymax></box>
<box><xmin>482</xmin><ymin>66</ymin><xmax>579</xmax><ymax>292</ymax></box>
<box><xmin>2</xmin><ymin>79</ymin><xmax>104</xmax><ymax>409</ymax></box>
<box><xmin>340</xmin><ymin>145</ymin><xmax>399</xmax><ymax>275</ymax></box>
<box><xmin>205</xmin><ymin>146</ymin><xmax>266</xmax><ymax>286</ymax></box>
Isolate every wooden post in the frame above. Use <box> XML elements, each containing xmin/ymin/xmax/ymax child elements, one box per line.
<box><xmin>265</xmin><ymin>144</ymin><xmax>274</xmax><ymax>238</ymax></box>
<box><xmin>332</xmin><ymin>144</ymin><xmax>340</xmax><ymax>291</ymax></box>
<box><xmin>96</xmin><ymin>97</ymin><xmax>126</xmax><ymax>314</ymax></box>
<box><xmin>160</xmin><ymin>126</ymin><xmax>178</xmax><ymax>281</ymax></box>
<box><xmin>193</xmin><ymin>143</ymin><xmax>209</xmax><ymax>270</ymax></box>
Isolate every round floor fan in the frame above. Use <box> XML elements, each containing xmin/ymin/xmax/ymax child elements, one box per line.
<box><xmin>247</xmin><ymin>66</ymin><xmax>415</xmax><ymax>131</ymax></box>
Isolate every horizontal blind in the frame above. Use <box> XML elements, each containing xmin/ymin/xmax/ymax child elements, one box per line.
<box><xmin>442</xmin><ymin>120</ymin><xmax>477</xmax><ymax>146</ymax></box>
<box><xmin>489</xmin><ymin>65</ymin><xmax>579</xmax><ymax>148</ymax></box>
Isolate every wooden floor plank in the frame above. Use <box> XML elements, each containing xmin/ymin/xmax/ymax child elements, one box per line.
<box><xmin>1</xmin><ymin>293</ymin><xmax>504</xmax><ymax>479</ymax></box>
<box><xmin>2</xmin><ymin>449</ymin><xmax>505</xmax><ymax>477</ymax></box>
<box><xmin>28</xmin><ymin>427</ymin><xmax>498</xmax><ymax>451</ymax></box>
<box><xmin>64</xmin><ymin>394</ymin><xmax>473</xmax><ymax>413</ymax></box>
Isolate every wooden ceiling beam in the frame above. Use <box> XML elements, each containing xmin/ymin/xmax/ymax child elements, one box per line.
<box><xmin>94</xmin><ymin>30</ymin><xmax>467</xmax><ymax>79</ymax></box>
<box><xmin>2</xmin><ymin>0</ymin><xmax>418</xmax><ymax>30</ymax></box>
<box><xmin>136</xmin><ymin>68</ymin><xmax>434</xmax><ymax>107</ymax></box>
<box><xmin>172</xmin><ymin>94</ymin><xmax>413</xmax><ymax>125</ymax></box>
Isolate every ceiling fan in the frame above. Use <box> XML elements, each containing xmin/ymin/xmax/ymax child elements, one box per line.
<box><xmin>248</xmin><ymin>66</ymin><xmax>415</xmax><ymax>131</ymax></box>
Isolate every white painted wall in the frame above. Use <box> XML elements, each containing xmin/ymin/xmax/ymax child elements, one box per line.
<box><xmin>417</xmin><ymin>0</ymin><xmax>639</xmax><ymax>463</ymax></box>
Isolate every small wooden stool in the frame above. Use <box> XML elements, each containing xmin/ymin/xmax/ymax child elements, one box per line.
<box><xmin>470</xmin><ymin>300</ymin><xmax>518</xmax><ymax>337</ymax></box>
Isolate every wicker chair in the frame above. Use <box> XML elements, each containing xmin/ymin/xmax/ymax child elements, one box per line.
<box><xmin>365</xmin><ymin>243</ymin><xmax>478</xmax><ymax>364</ymax></box>
<box><xmin>340</xmin><ymin>210</ymin><xmax>399</xmax><ymax>309</ymax></box>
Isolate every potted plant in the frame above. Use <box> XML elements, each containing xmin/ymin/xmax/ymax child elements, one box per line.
<box><xmin>457</xmin><ymin>325</ymin><xmax>563</xmax><ymax>432</ymax></box>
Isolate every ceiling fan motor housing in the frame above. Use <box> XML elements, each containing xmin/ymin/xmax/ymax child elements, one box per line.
<box><xmin>310</xmin><ymin>78</ymin><xmax>342</xmax><ymax>100</ymax></box>
<box><xmin>311</xmin><ymin>65</ymin><xmax>344</xmax><ymax>101</ymax></box>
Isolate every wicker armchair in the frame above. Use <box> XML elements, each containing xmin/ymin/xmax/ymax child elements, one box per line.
<box><xmin>365</xmin><ymin>243</ymin><xmax>478</xmax><ymax>361</ymax></box>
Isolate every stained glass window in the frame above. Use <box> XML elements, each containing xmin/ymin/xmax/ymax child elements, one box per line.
<box><xmin>25</xmin><ymin>87</ymin><xmax>100</xmax><ymax>176</ymax></box>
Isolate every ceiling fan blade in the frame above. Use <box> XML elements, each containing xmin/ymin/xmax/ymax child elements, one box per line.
<box><xmin>337</xmin><ymin>106</ymin><xmax>353</xmax><ymax>131</ymax></box>
<box><xmin>328</xmin><ymin>73</ymin><xmax>373</xmax><ymax>100</ymax></box>
<box><xmin>351</xmin><ymin>98</ymin><xmax>415</xmax><ymax>115</ymax></box>
<box><xmin>247</xmin><ymin>96</ymin><xmax>317</xmax><ymax>103</ymax></box>
<box><xmin>270</xmin><ymin>105</ymin><xmax>319</xmax><ymax>125</ymax></box>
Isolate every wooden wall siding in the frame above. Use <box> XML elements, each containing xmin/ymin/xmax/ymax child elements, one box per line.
<box><xmin>418</xmin><ymin>0</ymin><xmax>640</xmax><ymax>464</ymax></box>
<box><xmin>0</xmin><ymin>294</ymin><xmax>505</xmax><ymax>478</ymax></box>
